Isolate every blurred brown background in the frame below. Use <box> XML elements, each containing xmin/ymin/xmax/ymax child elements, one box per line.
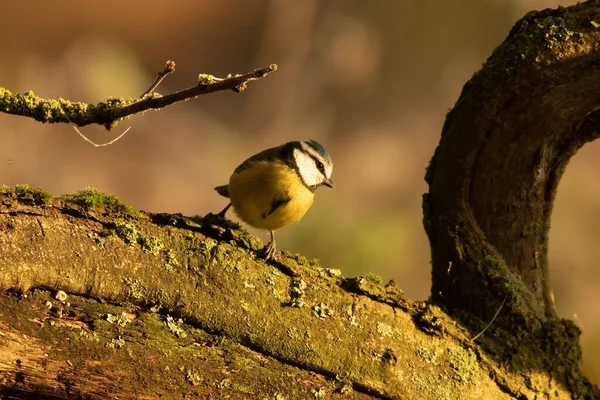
<box><xmin>1</xmin><ymin>0</ymin><xmax>597</xmax><ymax>384</ymax></box>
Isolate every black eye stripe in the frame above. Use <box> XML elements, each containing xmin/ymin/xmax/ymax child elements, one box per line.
<box><xmin>298</xmin><ymin>140</ymin><xmax>332</xmax><ymax>167</ymax></box>
<box><xmin>307</xmin><ymin>154</ymin><xmax>325</xmax><ymax>173</ymax></box>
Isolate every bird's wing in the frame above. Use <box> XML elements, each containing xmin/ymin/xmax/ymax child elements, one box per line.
<box><xmin>214</xmin><ymin>145</ymin><xmax>286</xmax><ymax>198</ymax></box>
<box><xmin>233</xmin><ymin>144</ymin><xmax>285</xmax><ymax>174</ymax></box>
<box><xmin>261</xmin><ymin>193</ymin><xmax>292</xmax><ymax>219</ymax></box>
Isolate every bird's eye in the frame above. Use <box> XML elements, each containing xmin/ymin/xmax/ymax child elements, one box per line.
<box><xmin>317</xmin><ymin>162</ymin><xmax>324</xmax><ymax>172</ymax></box>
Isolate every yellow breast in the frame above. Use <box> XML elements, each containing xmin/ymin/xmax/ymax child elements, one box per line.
<box><xmin>228</xmin><ymin>160</ymin><xmax>314</xmax><ymax>231</ymax></box>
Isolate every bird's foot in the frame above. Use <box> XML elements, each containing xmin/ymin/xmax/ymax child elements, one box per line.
<box><xmin>260</xmin><ymin>240</ymin><xmax>277</xmax><ymax>261</ymax></box>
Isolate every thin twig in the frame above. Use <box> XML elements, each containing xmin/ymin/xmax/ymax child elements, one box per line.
<box><xmin>73</xmin><ymin>126</ymin><xmax>132</xmax><ymax>147</ymax></box>
<box><xmin>141</xmin><ymin>60</ymin><xmax>176</xmax><ymax>98</ymax></box>
<box><xmin>471</xmin><ymin>294</ymin><xmax>508</xmax><ymax>342</ymax></box>
<box><xmin>104</xmin><ymin>64</ymin><xmax>277</xmax><ymax>129</ymax></box>
<box><xmin>0</xmin><ymin>63</ymin><xmax>278</xmax><ymax>130</ymax></box>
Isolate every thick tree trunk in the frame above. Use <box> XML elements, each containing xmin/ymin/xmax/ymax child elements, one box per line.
<box><xmin>426</xmin><ymin>1</ymin><xmax>600</xmax><ymax>323</ymax></box>
<box><xmin>2</xmin><ymin>1</ymin><xmax>600</xmax><ymax>399</ymax></box>
<box><xmin>422</xmin><ymin>1</ymin><xmax>600</xmax><ymax>398</ymax></box>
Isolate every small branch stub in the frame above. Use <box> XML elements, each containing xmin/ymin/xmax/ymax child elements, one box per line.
<box><xmin>141</xmin><ymin>60</ymin><xmax>176</xmax><ymax>98</ymax></box>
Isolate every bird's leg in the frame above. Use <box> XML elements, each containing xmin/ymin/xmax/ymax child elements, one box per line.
<box><xmin>218</xmin><ymin>203</ymin><xmax>232</xmax><ymax>217</ymax></box>
<box><xmin>261</xmin><ymin>231</ymin><xmax>276</xmax><ymax>261</ymax></box>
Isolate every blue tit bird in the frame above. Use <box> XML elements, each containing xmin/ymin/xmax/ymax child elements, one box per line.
<box><xmin>214</xmin><ymin>140</ymin><xmax>334</xmax><ymax>260</ymax></box>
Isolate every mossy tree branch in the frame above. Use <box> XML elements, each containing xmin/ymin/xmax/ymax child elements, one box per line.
<box><xmin>0</xmin><ymin>63</ymin><xmax>277</xmax><ymax>130</ymax></box>
<box><xmin>425</xmin><ymin>1</ymin><xmax>600</xmax><ymax>325</ymax></box>
<box><xmin>0</xmin><ymin>186</ymin><xmax>595</xmax><ymax>399</ymax></box>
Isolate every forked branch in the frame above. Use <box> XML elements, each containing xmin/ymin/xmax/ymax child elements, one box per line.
<box><xmin>0</xmin><ymin>62</ymin><xmax>277</xmax><ymax>130</ymax></box>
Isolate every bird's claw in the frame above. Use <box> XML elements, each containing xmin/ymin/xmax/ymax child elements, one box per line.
<box><xmin>260</xmin><ymin>241</ymin><xmax>277</xmax><ymax>261</ymax></box>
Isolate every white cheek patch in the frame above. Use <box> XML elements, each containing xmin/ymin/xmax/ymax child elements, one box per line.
<box><xmin>300</xmin><ymin>141</ymin><xmax>333</xmax><ymax>179</ymax></box>
<box><xmin>293</xmin><ymin>148</ymin><xmax>321</xmax><ymax>187</ymax></box>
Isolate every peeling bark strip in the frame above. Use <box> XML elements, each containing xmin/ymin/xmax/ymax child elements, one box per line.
<box><xmin>0</xmin><ymin>187</ymin><xmax>592</xmax><ymax>399</ymax></box>
<box><xmin>425</xmin><ymin>1</ymin><xmax>600</xmax><ymax>322</ymax></box>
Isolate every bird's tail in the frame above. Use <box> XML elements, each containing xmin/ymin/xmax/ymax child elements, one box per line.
<box><xmin>214</xmin><ymin>185</ymin><xmax>230</xmax><ymax>198</ymax></box>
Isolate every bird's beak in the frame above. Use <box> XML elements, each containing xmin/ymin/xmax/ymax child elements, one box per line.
<box><xmin>323</xmin><ymin>178</ymin><xmax>334</xmax><ymax>188</ymax></box>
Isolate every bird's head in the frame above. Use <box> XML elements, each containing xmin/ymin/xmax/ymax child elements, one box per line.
<box><xmin>292</xmin><ymin>140</ymin><xmax>334</xmax><ymax>191</ymax></box>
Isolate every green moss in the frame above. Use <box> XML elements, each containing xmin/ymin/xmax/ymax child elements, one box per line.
<box><xmin>164</xmin><ymin>249</ymin><xmax>179</xmax><ymax>272</ymax></box>
<box><xmin>448</xmin><ymin>346</ymin><xmax>480</xmax><ymax>384</ymax></box>
<box><xmin>0</xmin><ymin>88</ymin><xmax>137</xmax><ymax>129</ymax></box>
<box><xmin>124</xmin><ymin>278</ymin><xmax>147</xmax><ymax>301</ymax></box>
<box><xmin>140</xmin><ymin>236</ymin><xmax>164</xmax><ymax>255</ymax></box>
<box><xmin>478</xmin><ymin>7</ymin><xmax>581</xmax><ymax>82</ymax></box>
<box><xmin>540</xmin><ymin>319</ymin><xmax>583</xmax><ymax>369</ymax></box>
<box><xmin>416</xmin><ymin>347</ymin><xmax>439</xmax><ymax>364</ymax></box>
<box><xmin>365</xmin><ymin>272</ymin><xmax>383</xmax><ymax>285</ymax></box>
<box><xmin>290</xmin><ymin>279</ymin><xmax>307</xmax><ymax>308</ymax></box>
<box><xmin>216</xmin><ymin>378</ymin><xmax>232</xmax><ymax>389</ymax></box>
<box><xmin>311</xmin><ymin>387</ymin><xmax>326</xmax><ymax>398</ymax></box>
<box><xmin>78</xmin><ymin>329</ymin><xmax>99</xmax><ymax>342</ymax></box>
<box><xmin>312</xmin><ymin>303</ymin><xmax>333</xmax><ymax>319</ymax></box>
<box><xmin>482</xmin><ymin>254</ymin><xmax>505</xmax><ymax>271</ymax></box>
<box><xmin>1</xmin><ymin>184</ymin><xmax>53</xmax><ymax>205</ymax></box>
<box><xmin>100</xmin><ymin>226</ymin><xmax>116</xmax><ymax>237</ymax></box>
<box><xmin>479</xmin><ymin>255</ymin><xmax>524</xmax><ymax>298</ymax></box>
<box><xmin>60</xmin><ymin>188</ymin><xmax>137</xmax><ymax>217</ymax></box>
<box><xmin>197</xmin><ymin>74</ymin><xmax>218</xmax><ymax>85</ymax></box>
<box><xmin>198</xmin><ymin>238</ymin><xmax>218</xmax><ymax>257</ymax></box>
<box><xmin>453</xmin><ymin>236</ymin><xmax>465</xmax><ymax>263</ymax></box>
<box><xmin>114</xmin><ymin>220</ymin><xmax>139</xmax><ymax>246</ymax></box>
<box><xmin>201</xmin><ymin>213</ymin><xmax>242</xmax><ymax>231</ymax></box>
<box><xmin>320</xmin><ymin>268</ymin><xmax>342</xmax><ymax>278</ymax></box>
<box><xmin>414</xmin><ymin>303</ymin><xmax>446</xmax><ymax>337</ymax></box>
<box><xmin>106</xmin><ymin>336</ymin><xmax>126</xmax><ymax>349</ymax></box>
<box><xmin>183</xmin><ymin>215</ymin><xmax>204</xmax><ymax>228</ymax></box>
<box><xmin>339</xmin><ymin>276</ymin><xmax>411</xmax><ymax>312</ymax></box>
<box><xmin>105</xmin><ymin>312</ymin><xmax>133</xmax><ymax>328</ymax></box>
<box><xmin>542</xmin><ymin>18</ymin><xmax>575</xmax><ymax>50</ymax></box>
<box><xmin>87</xmin><ymin>232</ymin><xmax>106</xmax><ymax>248</ymax></box>
<box><xmin>165</xmin><ymin>315</ymin><xmax>187</xmax><ymax>338</ymax></box>
<box><xmin>184</xmin><ymin>368</ymin><xmax>202</xmax><ymax>385</ymax></box>
<box><xmin>226</xmin><ymin>259</ymin><xmax>242</xmax><ymax>272</ymax></box>
<box><xmin>228</xmin><ymin>228</ymin><xmax>261</xmax><ymax>252</ymax></box>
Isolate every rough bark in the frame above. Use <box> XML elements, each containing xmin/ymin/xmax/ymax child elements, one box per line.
<box><xmin>420</xmin><ymin>2</ymin><xmax>600</xmax><ymax>398</ymax></box>
<box><xmin>2</xmin><ymin>1</ymin><xmax>600</xmax><ymax>399</ymax></box>
<box><xmin>426</xmin><ymin>2</ymin><xmax>600</xmax><ymax>322</ymax></box>
<box><xmin>0</xmin><ymin>188</ymin><xmax>532</xmax><ymax>399</ymax></box>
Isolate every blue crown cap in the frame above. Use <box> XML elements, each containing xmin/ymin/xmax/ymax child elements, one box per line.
<box><xmin>305</xmin><ymin>140</ymin><xmax>332</xmax><ymax>163</ymax></box>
